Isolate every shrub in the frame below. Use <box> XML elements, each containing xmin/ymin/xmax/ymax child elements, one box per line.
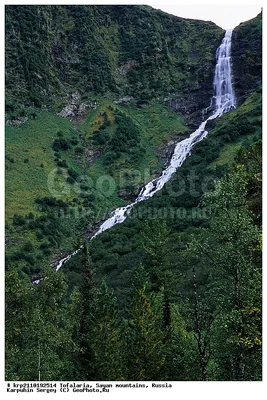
<box><xmin>57</xmin><ymin>160</ymin><xmax>68</xmax><ymax>168</ymax></box>
<box><xmin>92</xmin><ymin>129</ymin><xmax>109</xmax><ymax>146</ymax></box>
<box><xmin>13</xmin><ymin>214</ymin><xmax>25</xmax><ymax>226</ymax></box>
<box><xmin>70</xmin><ymin>138</ymin><xmax>78</xmax><ymax>146</ymax></box>
<box><xmin>68</xmin><ymin>168</ymin><xmax>79</xmax><ymax>180</ymax></box>
<box><xmin>29</xmin><ymin>112</ymin><xmax>37</xmax><ymax>120</ymax></box>
<box><xmin>103</xmin><ymin>151</ymin><xmax>118</xmax><ymax>165</ymax></box>
<box><xmin>42</xmin><ymin>248</ymin><xmax>51</xmax><ymax>256</ymax></box>
<box><xmin>52</xmin><ymin>138</ymin><xmax>70</xmax><ymax>151</ymax></box>
<box><xmin>23</xmin><ymin>241</ymin><xmax>34</xmax><ymax>252</ymax></box>
<box><xmin>35</xmin><ymin>196</ymin><xmax>69</xmax><ymax>210</ymax></box>
<box><xmin>36</xmin><ymin>231</ymin><xmax>44</xmax><ymax>240</ymax></box>
<box><xmin>39</xmin><ymin>242</ymin><xmax>50</xmax><ymax>250</ymax></box>
<box><xmin>24</xmin><ymin>254</ymin><xmax>35</xmax><ymax>265</ymax></box>
<box><xmin>21</xmin><ymin>266</ymin><xmax>30</xmax><ymax>274</ymax></box>
<box><xmin>26</xmin><ymin>212</ymin><xmax>34</xmax><ymax>219</ymax></box>
<box><xmin>28</xmin><ymin>220</ymin><xmax>37</xmax><ymax>229</ymax></box>
<box><xmin>67</xmin><ymin>176</ymin><xmax>75</xmax><ymax>184</ymax></box>
<box><xmin>75</xmin><ymin>146</ymin><xmax>84</xmax><ymax>154</ymax></box>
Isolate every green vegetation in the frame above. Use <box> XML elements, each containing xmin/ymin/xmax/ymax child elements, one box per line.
<box><xmin>232</xmin><ymin>12</ymin><xmax>262</xmax><ymax>103</ymax></box>
<box><xmin>6</xmin><ymin>143</ymin><xmax>262</xmax><ymax>380</ymax></box>
<box><xmin>5</xmin><ymin>5</ymin><xmax>262</xmax><ymax>382</ymax></box>
<box><xmin>5</xmin><ymin>99</ymin><xmax>188</xmax><ymax>274</ymax></box>
<box><xmin>5</xmin><ymin>112</ymin><xmax>79</xmax><ymax>219</ymax></box>
<box><xmin>5</xmin><ymin>5</ymin><xmax>223</xmax><ymax>114</ymax></box>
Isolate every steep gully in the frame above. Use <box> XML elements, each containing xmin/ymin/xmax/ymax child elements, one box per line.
<box><xmin>39</xmin><ymin>29</ymin><xmax>237</xmax><ymax>277</ymax></box>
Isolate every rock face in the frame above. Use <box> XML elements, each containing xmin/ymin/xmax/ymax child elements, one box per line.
<box><xmin>57</xmin><ymin>92</ymin><xmax>97</xmax><ymax>122</ymax></box>
<box><xmin>6</xmin><ymin>117</ymin><xmax>28</xmax><ymax>126</ymax></box>
<box><xmin>117</xmin><ymin>60</ymin><xmax>139</xmax><ymax>76</ymax></box>
<box><xmin>114</xmin><ymin>96</ymin><xmax>134</xmax><ymax>104</ymax></box>
<box><xmin>231</xmin><ymin>12</ymin><xmax>262</xmax><ymax>105</ymax></box>
<box><xmin>165</xmin><ymin>90</ymin><xmax>214</xmax><ymax>126</ymax></box>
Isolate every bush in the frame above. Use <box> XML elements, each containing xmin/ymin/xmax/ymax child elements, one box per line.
<box><xmin>52</xmin><ymin>138</ymin><xmax>70</xmax><ymax>151</ymax></box>
<box><xmin>29</xmin><ymin>112</ymin><xmax>37</xmax><ymax>120</ymax></box>
<box><xmin>13</xmin><ymin>214</ymin><xmax>25</xmax><ymax>226</ymax></box>
<box><xmin>23</xmin><ymin>241</ymin><xmax>34</xmax><ymax>252</ymax></box>
<box><xmin>70</xmin><ymin>138</ymin><xmax>78</xmax><ymax>146</ymax></box>
<box><xmin>68</xmin><ymin>168</ymin><xmax>79</xmax><ymax>180</ymax></box>
<box><xmin>39</xmin><ymin>242</ymin><xmax>50</xmax><ymax>250</ymax></box>
<box><xmin>42</xmin><ymin>248</ymin><xmax>51</xmax><ymax>256</ymax></box>
<box><xmin>92</xmin><ymin>129</ymin><xmax>109</xmax><ymax>146</ymax></box>
<box><xmin>35</xmin><ymin>196</ymin><xmax>69</xmax><ymax>210</ymax></box>
<box><xmin>57</xmin><ymin>160</ymin><xmax>68</xmax><ymax>168</ymax></box>
<box><xmin>67</xmin><ymin>176</ymin><xmax>75</xmax><ymax>184</ymax></box>
<box><xmin>21</xmin><ymin>266</ymin><xmax>30</xmax><ymax>274</ymax></box>
<box><xmin>24</xmin><ymin>254</ymin><xmax>35</xmax><ymax>265</ymax></box>
<box><xmin>26</xmin><ymin>212</ymin><xmax>34</xmax><ymax>219</ymax></box>
<box><xmin>75</xmin><ymin>146</ymin><xmax>84</xmax><ymax>154</ymax></box>
<box><xmin>103</xmin><ymin>151</ymin><xmax>118</xmax><ymax>165</ymax></box>
<box><xmin>36</xmin><ymin>231</ymin><xmax>44</xmax><ymax>240</ymax></box>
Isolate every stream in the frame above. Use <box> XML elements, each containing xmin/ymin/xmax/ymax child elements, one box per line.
<box><xmin>49</xmin><ymin>29</ymin><xmax>236</xmax><ymax>275</ymax></box>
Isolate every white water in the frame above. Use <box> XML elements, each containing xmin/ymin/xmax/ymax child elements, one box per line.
<box><xmin>52</xmin><ymin>29</ymin><xmax>235</xmax><ymax>273</ymax></box>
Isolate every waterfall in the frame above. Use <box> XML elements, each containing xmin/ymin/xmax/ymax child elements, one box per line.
<box><xmin>213</xmin><ymin>29</ymin><xmax>236</xmax><ymax>114</ymax></box>
<box><xmin>52</xmin><ymin>29</ymin><xmax>236</xmax><ymax>273</ymax></box>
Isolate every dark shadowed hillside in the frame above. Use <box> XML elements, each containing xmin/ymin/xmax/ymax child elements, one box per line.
<box><xmin>231</xmin><ymin>12</ymin><xmax>262</xmax><ymax>104</ymax></box>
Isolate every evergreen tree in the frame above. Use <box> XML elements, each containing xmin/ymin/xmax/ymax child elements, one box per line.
<box><xmin>5</xmin><ymin>267</ymin><xmax>78</xmax><ymax>380</ymax></box>
<box><xmin>122</xmin><ymin>264</ymin><xmax>167</xmax><ymax>380</ymax></box>
<box><xmin>90</xmin><ymin>281</ymin><xmax>122</xmax><ymax>380</ymax></box>
<box><xmin>191</xmin><ymin>167</ymin><xmax>262</xmax><ymax>380</ymax></box>
<box><xmin>71</xmin><ymin>244</ymin><xmax>98</xmax><ymax>380</ymax></box>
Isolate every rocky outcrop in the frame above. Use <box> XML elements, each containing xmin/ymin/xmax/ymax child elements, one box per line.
<box><xmin>165</xmin><ymin>90</ymin><xmax>214</xmax><ymax>127</ymax></box>
<box><xmin>57</xmin><ymin>92</ymin><xmax>98</xmax><ymax>122</ymax></box>
<box><xmin>114</xmin><ymin>96</ymin><xmax>134</xmax><ymax>104</ymax></box>
<box><xmin>6</xmin><ymin>116</ymin><xmax>28</xmax><ymax>126</ymax></box>
<box><xmin>117</xmin><ymin>60</ymin><xmax>139</xmax><ymax>76</ymax></box>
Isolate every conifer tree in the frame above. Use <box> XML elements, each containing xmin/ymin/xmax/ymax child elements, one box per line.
<box><xmin>122</xmin><ymin>264</ymin><xmax>166</xmax><ymax>380</ymax></box>
<box><xmin>90</xmin><ymin>280</ymin><xmax>122</xmax><ymax>380</ymax></box>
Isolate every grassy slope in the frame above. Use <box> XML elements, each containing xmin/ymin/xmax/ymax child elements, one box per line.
<box><xmin>6</xmin><ymin>113</ymin><xmax>74</xmax><ymax>219</ymax></box>
<box><xmin>5</xmin><ymin>88</ymin><xmax>261</xmax><ymax>275</ymax></box>
<box><xmin>80</xmin><ymin>100</ymin><xmax>188</xmax><ymax>184</ymax></box>
<box><xmin>5</xmin><ymin>99</ymin><xmax>188</xmax><ymax>273</ymax></box>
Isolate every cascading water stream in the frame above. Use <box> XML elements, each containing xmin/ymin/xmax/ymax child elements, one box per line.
<box><xmin>52</xmin><ymin>29</ymin><xmax>236</xmax><ymax>274</ymax></box>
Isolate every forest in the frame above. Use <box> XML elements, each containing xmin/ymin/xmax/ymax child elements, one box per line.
<box><xmin>5</xmin><ymin>5</ymin><xmax>262</xmax><ymax>381</ymax></box>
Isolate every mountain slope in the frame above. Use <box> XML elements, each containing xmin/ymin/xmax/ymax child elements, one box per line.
<box><xmin>5</xmin><ymin>7</ymin><xmax>262</xmax><ymax>281</ymax></box>
<box><xmin>5</xmin><ymin>5</ymin><xmax>223</xmax><ymax>115</ymax></box>
<box><xmin>231</xmin><ymin>12</ymin><xmax>262</xmax><ymax>104</ymax></box>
